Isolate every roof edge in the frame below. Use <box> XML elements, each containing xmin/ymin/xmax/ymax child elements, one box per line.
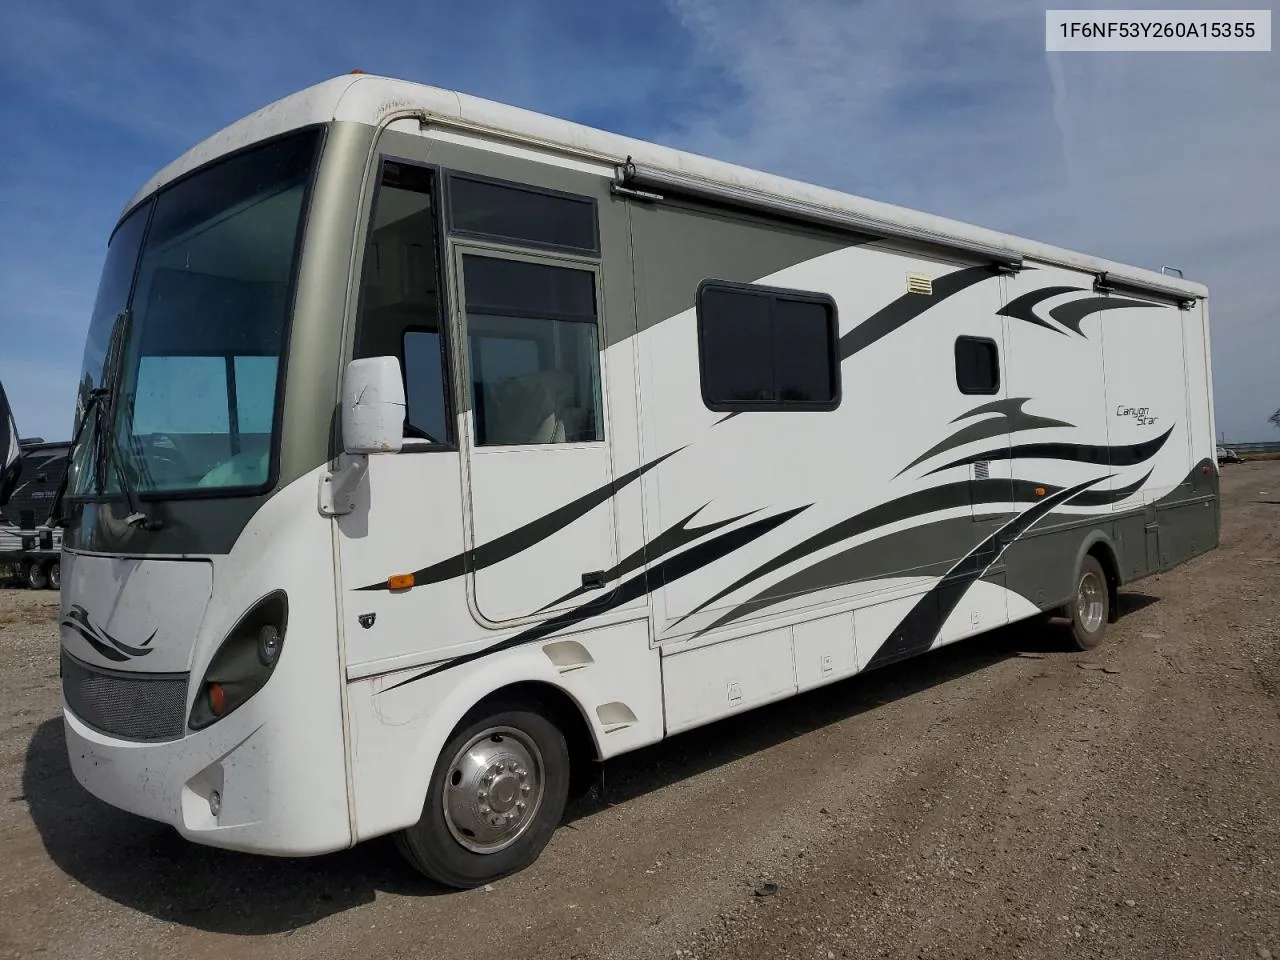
<box><xmin>117</xmin><ymin>74</ymin><xmax>1208</xmax><ymax>299</ymax></box>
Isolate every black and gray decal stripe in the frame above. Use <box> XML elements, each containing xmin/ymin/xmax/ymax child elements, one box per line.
<box><xmin>1067</xmin><ymin>469</ymin><xmax>1152</xmax><ymax>507</ymax></box>
<box><xmin>698</xmin><ymin>514</ymin><xmax>998</xmax><ymax>634</ymax></box>
<box><xmin>694</xmin><ymin>470</ymin><xmax>1150</xmax><ymax>633</ymax></box>
<box><xmin>670</xmin><ymin>476</ymin><xmax>1046</xmax><ymax>630</ymax></box>
<box><xmin>534</xmin><ymin>503</ymin><xmax>760</xmax><ymax>613</ymax></box>
<box><xmin>927</xmin><ymin>425</ymin><xmax>1174</xmax><ymax>475</ymax></box>
<box><xmin>60</xmin><ymin>619</ymin><xmax>131</xmax><ymax>663</ymax></box>
<box><xmin>839</xmin><ymin>264</ymin><xmax>996</xmax><ymax>361</ymax></box>
<box><xmin>357</xmin><ymin>447</ymin><xmax>683</xmax><ymax>592</ymax></box>
<box><xmin>996</xmin><ymin>285</ymin><xmax>1083</xmax><ymax>335</ymax></box>
<box><xmin>1050</xmin><ymin>296</ymin><xmax>1159</xmax><ymax>336</ymax></box>
<box><xmin>864</xmin><ymin>475</ymin><xmax>1107</xmax><ymax>671</ymax></box>
<box><xmin>380</xmin><ymin>504</ymin><xmax>812</xmax><ymax>692</ymax></box>
<box><xmin>60</xmin><ymin>604</ymin><xmax>156</xmax><ymax>662</ymax></box>
<box><xmin>897</xmin><ymin>397</ymin><xmax>1075</xmax><ymax>475</ymax></box>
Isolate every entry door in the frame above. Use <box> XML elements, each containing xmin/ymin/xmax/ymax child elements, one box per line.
<box><xmin>950</xmin><ymin>276</ymin><xmax>1015</xmax><ymax>561</ymax></box>
<box><xmin>953</xmin><ymin>331</ymin><xmax>1014</xmax><ymax>543</ymax></box>
<box><xmin>941</xmin><ymin>289</ymin><xmax>1014</xmax><ymax>643</ymax></box>
<box><xmin>453</xmin><ymin>247</ymin><xmax>618</xmax><ymax>623</ymax></box>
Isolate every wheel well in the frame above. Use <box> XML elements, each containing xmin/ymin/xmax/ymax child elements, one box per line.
<box><xmin>1086</xmin><ymin>541</ymin><xmax>1121</xmax><ymax>623</ymax></box>
<box><xmin>469</xmin><ymin>681</ymin><xmax>599</xmax><ymax>800</ymax></box>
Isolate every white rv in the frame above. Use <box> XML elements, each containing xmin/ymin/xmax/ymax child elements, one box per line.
<box><xmin>56</xmin><ymin>74</ymin><xmax>1218</xmax><ymax>888</ymax></box>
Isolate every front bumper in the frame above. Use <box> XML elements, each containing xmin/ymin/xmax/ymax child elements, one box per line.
<box><xmin>63</xmin><ymin>704</ymin><xmax>351</xmax><ymax>857</ymax></box>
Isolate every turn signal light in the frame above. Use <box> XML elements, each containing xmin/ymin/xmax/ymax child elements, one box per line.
<box><xmin>207</xmin><ymin>683</ymin><xmax>228</xmax><ymax>717</ymax></box>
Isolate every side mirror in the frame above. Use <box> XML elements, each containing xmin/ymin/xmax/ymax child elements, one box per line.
<box><xmin>341</xmin><ymin>357</ymin><xmax>405</xmax><ymax>455</ymax></box>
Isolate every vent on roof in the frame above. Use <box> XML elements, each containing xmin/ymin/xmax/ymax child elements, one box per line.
<box><xmin>906</xmin><ymin>273</ymin><xmax>933</xmax><ymax>296</ymax></box>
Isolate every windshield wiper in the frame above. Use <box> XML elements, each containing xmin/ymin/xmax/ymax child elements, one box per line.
<box><xmin>100</xmin><ymin>404</ymin><xmax>159</xmax><ymax>530</ymax></box>
<box><xmin>50</xmin><ymin>310</ymin><xmax>161</xmax><ymax>532</ymax></box>
<box><xmin>99</xmin><ymin>308</ymin><xmax>159</xmax><ymax>530</ymax></box>
<box><xmin>49</xmin><ymin>387</ymin><xmax>160</xmax><ymax>531</ymax></box>
<box><xmin>48</xmin><ymin>387</ymin><xmax>108</xmax><ymax>528</ymax></box>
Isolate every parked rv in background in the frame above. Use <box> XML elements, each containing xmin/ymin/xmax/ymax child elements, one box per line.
<box><xmin>0</xmin><ymin>382</ymin><xmax>67</xmax><ymax>589</ymax></box>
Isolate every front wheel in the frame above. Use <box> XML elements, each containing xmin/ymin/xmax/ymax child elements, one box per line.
<box><xmin>1065</xmin><ymin>555</ymin><xmax>1110</xmax><ymax>651</ymax></box>
<box><xmin>397</xmin><ymin>703</ymin><xmax>570</xmax><ymax>889</ymax></box>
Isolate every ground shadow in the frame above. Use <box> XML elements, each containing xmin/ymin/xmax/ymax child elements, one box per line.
<box><xmin>22</xmin><ymin>596</ymin><xmax>1156</xmax><ymax>935</ymax></box>
<box><xmin>22</xmin><ymin>719</ymin><xmax>445</xmax><ymax>936</ymax></box>
<box><xmin>565</xmin><ymin>602</ymin><xmax>1159</xmax><ymax>821</ymax></box>
<box><xmin>1114</xmin><ymin>592</ymin><xmax>1160</xmax><ymax>616</ymax></box>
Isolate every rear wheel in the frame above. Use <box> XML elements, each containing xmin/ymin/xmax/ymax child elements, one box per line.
<box><xmin>397</xmin><ymin>702</ymin><xmax>570</xmax><ymax>889</ymax></box>
<box><xmin>46</xmin><ymin>560</ymin><xmax>60</xmax><ymax>590</ymax></box>
<box><xmin>24</xmin><ymin>561</ymin><xmax>47</xmax><ymax>591</ymax></box>
<box><xmin>1065</xmin><ymin>554</ymin><xmax>1109</xmax><ymax>651</ymax></box>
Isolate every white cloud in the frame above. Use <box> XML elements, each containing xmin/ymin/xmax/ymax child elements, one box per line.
<box><xmin>662</xmin><ymin>0</ymin><xmax>1280</xmax><ymax>440</ymax></box>
<box><xmin>1</xmin><ymin>0</ymin><xmax>1276</xmax><ymax>442</ymax></box>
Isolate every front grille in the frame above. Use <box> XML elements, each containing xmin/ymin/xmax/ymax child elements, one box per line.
<box><xmin>61</xmin><ymin>651</ymin><xmax>189</xmax><ymax>742</ymax></box>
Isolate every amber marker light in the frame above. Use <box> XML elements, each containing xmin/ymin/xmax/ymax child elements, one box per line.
<box><xmin>207</xmin><ymin>683</ymin><xmax>228</xmax><ymax>717</ymax></box>
<box><xmin>388</xmin><ymin>573</ymin><xmax>415</xmax><ymax>590</ymax></box>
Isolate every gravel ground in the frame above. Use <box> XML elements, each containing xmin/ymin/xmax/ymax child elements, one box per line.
<box><xmin>0</xmin><ymin>463</ymin><xmax>1276</xmax><ymax>960</ymax></box>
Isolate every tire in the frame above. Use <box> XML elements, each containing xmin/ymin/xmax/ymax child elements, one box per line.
<box><xmin>46</xmin><ymin>560</ymin><xmax>60</xmax><ymax>591</ymax></box>
<box><xmin>397</xmin><ymin>702</ymin><xmax>571</xmax><ymax>889</ymax></box>
<box><xmin>24</xmin><ymin>561</ymin><xmax>47</xmax><ymax>591</ymax></box>
<box><xmin>1065</xmin><ymin>554</ymin><xmax>1110</xmax><ymax>651</ymax></box>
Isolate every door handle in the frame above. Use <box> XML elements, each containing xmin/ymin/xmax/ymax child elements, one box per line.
<box><xmin>580</xmin><ymin>571</ymin><xmax>606</xmax><ymax>590</ymax></box>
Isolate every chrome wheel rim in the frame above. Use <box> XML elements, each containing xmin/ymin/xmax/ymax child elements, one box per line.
<box><xmin>442</xmin><ymin>725</ymin><xmax>545</xmax><ymax>854</ymax></box>
<box><xmin>1076</xmin><ymin>571</ymin><xmax>1105</xmax><ymax>633</ymax></box>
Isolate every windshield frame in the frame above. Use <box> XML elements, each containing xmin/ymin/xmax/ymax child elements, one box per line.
<box><xmin>67</xmin><ymin>124</ymin><xmax>327</xmax><ymax>505</ymax></box>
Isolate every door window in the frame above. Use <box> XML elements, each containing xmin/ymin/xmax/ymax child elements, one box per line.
<box><xmin>461</xmin><ymin>255</ymin><xmax>604</xmax><ymax>446</ymax></box>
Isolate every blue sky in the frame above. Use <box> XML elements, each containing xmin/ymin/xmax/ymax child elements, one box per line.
<box><xmin>0</xmin><ymin>0</ymin><xmax>1276</xmax><ymax>441</ymax></box>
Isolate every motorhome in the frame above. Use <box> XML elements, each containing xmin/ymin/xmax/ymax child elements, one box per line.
<box><xmin>51</xmin><ymin>74</ymin><xmax>1218</xmax><ymax>888</ymax></box>
<box><xmin>0</xmin><ymin>439</ymin><xmax>69</xmax><ymax>588</ymax></box>
<box><xmin>0</xmin><ymin>381</ymin><xmax>67</xmax><ymax>589</ymax></box>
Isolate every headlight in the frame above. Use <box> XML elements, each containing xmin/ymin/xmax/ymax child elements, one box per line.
<box><xmin>188</xmin><ymin>591</ymin><xmax>288</xmax><ymax>731</ymax></box>
<box><xmin>258</xmin><ymin>624</ymin><xmax>282</xmax><ymax>666</ymax></box>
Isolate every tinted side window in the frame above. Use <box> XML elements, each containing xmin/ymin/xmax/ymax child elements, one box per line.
<box><xmin>354</xmin><ymin>161</ymin><xmax>453</xmax><ymax>444</ymax></box>
<box><xmin>773</xmin><ymin>298</ymin><xmax>837</xmax><ymax>403</ymax></box>
<box><xmin>462</xmin><ymin>255</ymin><xmax>604</xmax><ymax>446</ymax></box>
<box><xmin>955</xmin><ymin>336</ymin><xmax>1000</xmax><ymax>395</ymax></box>
<box><xmin>697</xmin><ymin>283</ymin><xmax>839</xmax><ymax>411</ymax></box>
<box><xmin>698</xmin><ymin>287</ymin><xmax>773</xmax><ymax>404</ymax></box>
<box><xmin>448</xmin><ymin>174</ymin><xmax>599</xmax><ymax>255</ymax></box>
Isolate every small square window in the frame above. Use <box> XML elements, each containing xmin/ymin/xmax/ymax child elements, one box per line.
<box><xmin>955</xmin><ymin>336</ymin><xmax>1000</xmax><ymax>395</ymax></box>
<box><xmin>696</xmin><ymin>282</ymin><xmax>840</xmax><ymax>412</ymax></box>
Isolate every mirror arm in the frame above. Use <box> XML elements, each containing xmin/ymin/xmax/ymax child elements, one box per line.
<box><xmin>318</xmin><ymin>453</ymin><xmax>369</xmax><ymax>517</ymax></box>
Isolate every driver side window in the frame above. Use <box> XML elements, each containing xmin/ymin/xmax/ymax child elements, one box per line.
<box><xmin>353</xmin><ymin>160</ymin><xmax>453</xmax><ymax>445</ymax></box>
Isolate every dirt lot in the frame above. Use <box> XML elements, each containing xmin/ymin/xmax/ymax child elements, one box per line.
<box><xmin>1</xmin><ymin>464</ymin><xmax>1277</xmax><ymax>960</ymax></box>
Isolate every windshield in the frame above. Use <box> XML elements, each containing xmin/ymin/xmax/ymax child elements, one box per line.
<box><xmin>68</xmin><ymin>130</ymin><xmax>320</xmax><ymax>498</ymax></box>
